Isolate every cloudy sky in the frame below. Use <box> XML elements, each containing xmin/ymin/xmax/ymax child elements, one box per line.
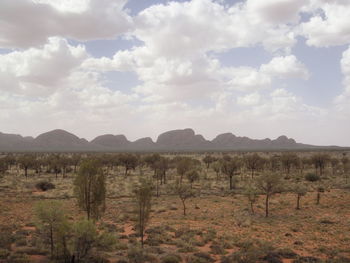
<box><xmin>1</xmin><ymin>0</ymin><xmax>350</xmax><ymax>146</ymax></box>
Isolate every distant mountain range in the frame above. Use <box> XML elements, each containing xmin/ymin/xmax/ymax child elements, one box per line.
<box><xmin>0</xmin><ymin>128</ymin><xmax>345</xmax><ymax>152</ymax></box>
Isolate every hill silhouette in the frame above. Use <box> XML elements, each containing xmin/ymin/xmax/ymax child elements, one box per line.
<box><xmin>0</xmin><ymin>128</ymin><xmax>344</xmax><ymax>152</ymax></box>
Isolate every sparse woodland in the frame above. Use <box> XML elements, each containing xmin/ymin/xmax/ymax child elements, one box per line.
<box><xmin>0</xmin><ymin>151</ymin><xmax>349</xmax><ymax>262</ymax></box>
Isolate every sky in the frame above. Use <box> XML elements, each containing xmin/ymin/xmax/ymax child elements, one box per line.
<box><xmin>0</xmin><ymin>0</ymin><xmax>350</xmax><ymax>146</ymax></box>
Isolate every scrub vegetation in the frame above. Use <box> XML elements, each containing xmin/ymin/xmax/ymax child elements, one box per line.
<box><xmin>0</xmin><ymin>151</ymin><xmax>349</xmax><ymax>262</ymax></box>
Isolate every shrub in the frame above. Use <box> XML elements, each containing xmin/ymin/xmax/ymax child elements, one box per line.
<box><xmin>210</xmin><ymin>242</ymin><xmax>226</xmax><ymax>255</ymax></box>
<box><xmin>161</xmin><ymin>253</ymin><xmax>182</xmax><ymax>263</ymax></box>
<box><xmin>187</xmin><ymin>252</ymin><xmax>215</xmax><ymax>263</ymax></box>
<box><xmin>127</xmin><ymin>245</ymin><xmax>158</xmax><ymax>263</ymax></box>
<box><xmin>0</xmin><ymin>249</ymin><xmax>10</xmax><ymax>260</ymax></box>
<box><xmin>293</xmin><ymin>256</ymin><xmax>322</xmax><ymax>263</ymax></box>
<box><xmin>223</xmin><ymin>240</ymin><xmax>276</xmax><ymax>263</ymax></box>
<box><xmin>202</xmin><ymin>228</ymin><xmax>217</xmax><ymax>243</ymax></box>
<box><xmin>305</xmin><ymin>173</ymin><xmax>320</xmax><ymax>182</ymax></box>
<box><xmin>275</xmin><ymin>248</ymin><xmax>298</xmax><ymax>259</ymax></box>
<box><xmin>35</xmin><ymin>181</ymin><xmax>55</xmax><ymax>191</ymax></box>
<box><xmin>0</xmin><ymin>226</ymin><xmax>14</xmax><ymax>249</ymax></box>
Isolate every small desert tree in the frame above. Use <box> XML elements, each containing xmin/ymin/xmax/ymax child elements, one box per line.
<box><xmin>268</xmin><ymin>155</ymin><xmax>281</xmax><ymax>172</ymax></box>
<box><xmin>71</xmin><ymin>219</ymin><xmax>98</xmax><ymax>262</ymax></box>
<box><xmin>281</xmin><ymin>153</ymin><xmax>299</xmax><ymax>176</ymax></box>
<box><xmin>291</xmin><ymin>183</ymin><xmax>308</xmax><ymax>210</ymax></box>
<box><xmin>0</xmin><ymin>158</ymin><xmax>8</xmax><ymax>175</ymax></box>
<box><xmin>144</xmin><ymin>153</ymin><xmax>161</xmax><ymax>176</ymax></box>
<box><xmin>202</xmin><ymin>155</ymin><xmax>216</xmax><ymax>170</ymax></box>
<box><xmin>186</xmin><ymin>169</ymin><xmax>200</xmax><ymax>189</ymax></box>
<box><xmin>156</xmin><ymin>156</ymin><xmax>171</xmax><ymax>184</ymax></box>
<box><xmin>257</xmin><ymin>173</ymin><xmax>283</xmax><ymax>217</ymax></box>
<box><xmin>310</xmin><ymin>153</ymin><xmax>330</xmax><ymax>176</ymax></box>
<box><xmin>244</xmin><ymin>153</ymin><xmax>264</xmax><ymax>178</ymax></box>
<box><xmin>314</xmin><ymin>182</ymin><xmax>330</xmax><ymax>205</ymax></box>
<box><xmin>341</xmin><ymin>156</ymin><xmax>350</xmax><ymax>183</ymax></box>
<box><xmin>118</xmin><ymin>153</ymin><xmax>138</xmax><ymax>176</ymax></box>
<box><xmin>74</xmin><ymin>159</ymin><xmax>106</xmax><ymax>220</ymax></box>
<box><xmin>48</xmin><ymin>154</ymin><xmax>61</xmax><ymax>179</ymax></box>
<box><xmin>176</xmin><ymin>157</ymin><xmax>194</xmax><ymax>183</ymax></box>
<box><xmin>174</xmin><ymin>180</ymin><xmax>195</xmax><ymax>216</ymax></box>
<box><xmin>243</xmin><ymin>184</ymin><xmax>259</xmax><ymax>215</ymax></box>
<box><xmin>221</xmin><ymin>158</ymin><xmax>240</xmax><ymax>190</ymax></box>
<box><xmin>133</xmin><ymin>178</ymin><xmax>153</xmax><ymax>248</ymax></box>
<box><xmin>34</xmin><ymin>200</ymin><xmax>70</xmax><ymax>259</ymax></box>
<box><xmin>18</xmin><ymin>154</ymin><xmax>36</xmax><ymax>178</ymax></box>
<box><xmin>330</xmin><ymin>157</ymin><xmax>339</xmax><ymax>176</ymax></box>
<box><xmin>212</xmin><ymin>161</ymin><xmax>221</xmax><ymax>181</ymax></box>
<box><xmin>71</xmin><ymin>154</ymin><xmax>81</xmax><ymax>173</ymax></box>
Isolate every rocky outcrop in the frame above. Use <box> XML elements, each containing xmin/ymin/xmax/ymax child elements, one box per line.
<box><xmin>0</xmin><ymin>128</ymin><xmax>340</xmax><ymax>152</ymax></box>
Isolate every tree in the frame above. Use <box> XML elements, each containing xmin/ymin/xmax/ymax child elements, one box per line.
<box><xmin>48</xmin><ymin>154</ymin><xmax>61</xmax><ymax>179</ymax></box>
<box><xmin>3</xmin><ymin>154</ymin><xmax>16</xmax><ymax>170</ymax></box>
<box><xmin>176</xmin><ymin>157</ymin><xmax>194</xmax><ymax>183</ymax></box>
<box><xmin>155</xmin><ymin>157</ymin><xmax>170</xmax><ymax>185</ymax></box>
<box><xmin>133</xmin><ymin>179</ymin><xmax>153</xmax><ymax>248</ymax></box>
<box><xmin>71</xmin><ymin>154</ymin><xmax>81</xmax><ymax>173</ymax></box>
<box><xmin>144</xmin><ymin>153</ymin><xmax>161</xmax><ymax>176</ymax></box>
<box><xmin>72</xmin><ymin>219</ymin><xmax>98</xmax><ymax>262</ymax></box>
<box><xmin>310</xmin><ymin>153</ymin><xmax>330</xmax><ymax>176</ymax></box>
<box><xmin>18</xmin><ymin>154</ymin><xmax>36</xmax><ymax>178</ymax></box>
<box><xmin>186</xmin><ymin>169</ymin><xmax>200</xmax><ymax>189</ymax></box>
<box><xmin>202</xmin><ymin>155</ymin><xmax>216</xmax><ymax>170</ymax></box>
<box><xmin>221</xmin><ymin>158</ymin><xmax>240</xmax><ymax>190</ymax></box>
<box><xmin>62</xmin><ymin>155</ymin><xmax>73</xmax><ymax>178</ymax></box>
<box><xmin>212</xmin><ymin>161</ymin><xmax>221</xmax><ymax>181</ymax></box>
<box><xmin>173</xmin><ymin>181</ymin><xmax>195</xmax><ymax>216</ymax></box>
<box><xmin>342</xmin><ymin>157</ymin><xmax>350</xmax><ymax>184</ymax></box>
<box><xmin>152</xmin><ymin>157</ymin><xmax>170</xmax><ymax>197</ymax></box>
<box><xmin>34</xmin><ymin>200</ymin><xmax>70</xmax><ymax>259</ymax></box>
<box><xmin>243</xmin><ymin>184</ymin><xmax>259</xmax><ymax>215</ymax></box>
<box><xmin>118</xmin><ymin>153</ymin><xmax>138</xmax><ymax>176</ymax></box>
<box><xmin>330</xmin><ymin>157</ymin><xmax>339</xmax><ymax>176</ymax></box>
<box><xmin>298</xmin><ymin>157</ymin><xmax>310</xmax><ymax>175</ymax></box>
<box><xmin>280</xmin><ymin>153</ymin><xmax>299</xmax><ymax>176</ymax></box>
<box><xmin>257</xmin><ymin>173</ymin><xmax>283</xmax><ymax>217</ymax></box>
<box><xmin>268</xmin><ymin>155</ymin><xmax>281</xmax><ymax>173</ymax></box>
<box><xmin>291</xmin><ymin>183</ymin><xmax>307</xmax><ymax>210</ymax></box>
<box><xmin>0</xmin><ymin>158</ymin><xmax>8</xmax><ymax>175</ymax></box>
<box><xmin>74</xmin><ymin>159</ymin><xmax>106</xmax><ymax>220</ymax></box>
<box><xmin>314</xmin><ymin>183</ymin><xmax>330</xmax><ymax>205</ymax></box>
<box><xmin>244</xmin><ymin>153</ymin><xmax>264</xmax><ymax>178</ymax></box>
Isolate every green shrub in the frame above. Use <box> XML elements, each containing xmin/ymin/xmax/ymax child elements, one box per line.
<box><xmin>35</xmin><ymin>181</ymin><xmax>55</xmax><ymax>191</ymax></box>
<box><xmin>293</xmin><ymin>256</ymin><xmax>322</xmax><ymax>263</ymax></box>
<box><xmin>0</xmin><ymin>249</ymin><xmax>10</xmax><ymax>259</ymax></box>
<box><xmin>0</xmin><ymin>227</ymin><xmax>14</xmax><ymax>249</ymax></box>
<box><xmin>15</xmin><ymin>237</ymin><xmax>27</xmax><ymax>246</ymax></box>
<box><xmin>305</xmin><ymin>173</ymin><xmax>320</xmax><ymax>182</ymax></box>
<box><xmin>210</xmin><ymin>243</ymin><xmax>226</xmax><ymax>255</ymax></box>
<box><xmin>187</xmin><ymin>252</ymin><xmax>215</xmax><ymax>263</ymax></box>
<box><xmin>202</xmin><ymin>228</ymin><xmax>217</xmax><ymax>243</ymax></box>
<box><xmin>97</xmin><ymin>232</ymin><xmax>117</xmax><ymax>251</ymax></box>
<box><xmin>161</xmin><ymin>253</ymin><xmax>182</xmax><ymax>263</ymax></box>
<box><xmin>127</xmin><ymin>245</ymin><xmax>158</xmax><ymax>263</ymax></box>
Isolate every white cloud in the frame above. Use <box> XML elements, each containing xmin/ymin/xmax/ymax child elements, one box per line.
<box><xmin>237</xmin><ymin>92</ymin><xmax>261</xmax><ymax>106</ymax></box>
<box><xmin>134</xmin><ymin>0</ymin><xmax>299</xmax><ymax>56</ymax></box>
<box><xmin>334</xmin><ymin>45</ymin><xmax>350</xmax><ymax>116</ymax></box>
<box><xmin>246</xmin><ymin>0</ymin><xmax>305</xmax><ymax>24</ymax></box>
<box><xmin>301</xmin><ymin>1</ymin><xmax>350</xmax><ymax>47</ymax></box>
<box><xmin>0</xmin><ymin>37</ymin><xmax>86</xmax><ymax>97</ymax></box>
<box><xmin>0</xmin><ymin>0</ymin><xmax>132</xmax><ymax>48</ymax></box>
<box><xmin>1</xmin><ymin>0</ymin><xmax>349</xmax><ymax>146</ymax></box>
<box><xmin>223</xmin><ymin>66</ymin><xmax>272</xmax><ymax>91</ymax></box>
<box><xmin>260</xmin><ymin>55</ymin><xmax>310</xmax><ymax>79</ymax></box>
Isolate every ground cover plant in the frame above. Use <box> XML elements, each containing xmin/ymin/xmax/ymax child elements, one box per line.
<box><xmin>0</xmin><ymin>151</ymin><xmax>349</xmax><ymax>262</ymax></box>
